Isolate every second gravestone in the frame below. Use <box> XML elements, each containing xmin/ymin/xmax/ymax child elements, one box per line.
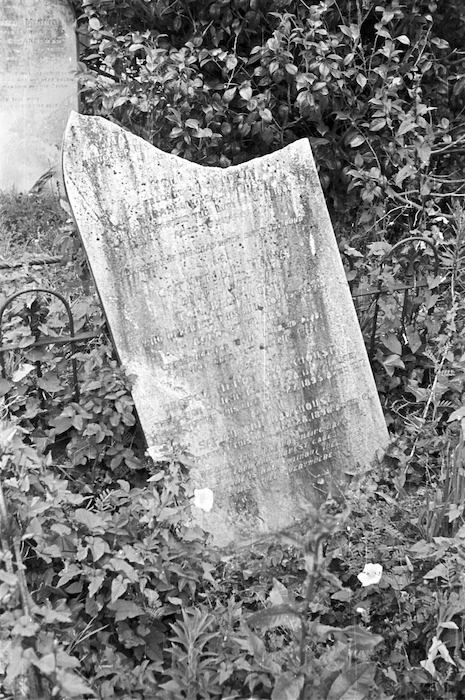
<box><xmin>0</xmin><ymin>0</ymin><xmax>77</xmax><ymax>191</ymax></box>
<box><xmin>63</xmin><ymin>112</ymin><xmax>389</xmax><ymax>547</ymax></box>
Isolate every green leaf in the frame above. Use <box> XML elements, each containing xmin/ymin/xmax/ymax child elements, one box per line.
<box><xmin>423</xmin><ymin>563</ymin><xmax>449</xmax><ymax>580</ymax></box>
<box><xmin>247</xmin><ymin>604</ymin><xmax>301</xmax><ymax>631</ymax></box>
<box><xmin>56</xmin><ymin>669</ymin><xmax>95</xmax><ymax>697</ymax></box>
<box><xmin>383</xmin><ymin>333</ymin><xmax>402</xmax><ymax>355</ymax></box>
<box><xmin>331</xmin><ymin>588</ymin><xmax>353</xmax><ymax>602</ymax></box>
<box><xmin>37</xmin><ymin>373</ymin><xmax>63</xmax><ymax>393</ymax></box>
<box><xmin>284</xmin><ymin>63</ymin><xmax>298</xmax><ymax>75</ymax></box>
<box><xmin>369</xmin><ymin>118</ymin><xmax>386</xmax><ymax>131</ymax></box>
<box><xmin>239</xmin><ymin>83</ymin><xmax>253</xmax><ymax>101</ymax></box>
<box><xmin>272</xmin><ymin>672</ymin><xmax>305</xmax><ymax>700</ymax></box>
<box><xmin>405</xmin><ymin>328</ymin><xmax>422</xmax><ymax>354</ymax></box>
<box><xmin>397</xmin><ymin>120</ymin><xmax>416</xmax><ymax>136</ymax></box>
<box><xmin>226</xmin><ymin>55</ymin><xmax>238</xmax><ymax>71</ymax></box>
<box><xmin>223</xmin><ymin>86</ymin><xmax>237</xmax><ymax>103</ymax></box>
<box><xmin>269</xmin><ymin>578</ymin><xmax>295</xmax><ymax>607</ymax></box>
<box><xmin>333</xmin><ymin>626</ymin><xmax>384</xmax><ymax>652</ymax></box>
<box><xmin>88</xmin><ymin>17</ymin><xmax>101</xmax><ymax>31</ymax></box>
<box><xmin>51</xmin><ymin>417</ymin><xmax>74</xmax><ymax>434</ymax></box>
<box><xmin>326</xmin><ymin>662</ymin><xmax>376</xmax><ymax>700</ymax></box>
<box><xmin>0</xmin><ymin>378</ymin><xmax>14</xmax><ymax>396</ymax></box>
<box><xmin>33</xmin><ymin>653</ymin><xmax>55</xmax><ymax>674</ymax></box>
<box><xmin>349</xmin><ymin>134</ymin><xmax>365</xmax><ymax>148</ymax></box>
<box><xmin>447</xmin><ymin>406</ymin><xmax>465</xmax><ymax>423</ymax></box>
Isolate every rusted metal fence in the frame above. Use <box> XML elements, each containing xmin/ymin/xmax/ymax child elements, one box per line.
<box><xmin>0</xmin><ymin>236</ymin><xmax>440</xmax><ymax>403</ymax></box>
<box><xmin>0</xmin><ymin>288</ymin><xmax>99</xmax><ymax>402</ymax></box>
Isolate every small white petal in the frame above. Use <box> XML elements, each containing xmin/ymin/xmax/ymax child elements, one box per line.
<box><xmin>193</xmin><ymin>488</ymin><xmax>214</xmax><ymax>512</ymax></box>
<box><xmin>146</xmin><ymin>445</ymin><xmax>165</xmax><ymax>462</ymax></box>
<box><xmin>11</xmin><ymin>363</ymin><xmax>35</xmax><ymax>382</ymax></box>
<box><xmin>357</xmin><ymin>563</ymin><xmax>383</xmax><ymax>587</ymax></box>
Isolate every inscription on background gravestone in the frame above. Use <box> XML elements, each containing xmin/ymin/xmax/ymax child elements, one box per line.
<box><xmin>63</xmin><ymin>112</ymin><xmax>389</xmax><ymax>547</ymax></box>
<box><xmin>0</xmin><ymin>0</ymin><xmax>77</xmax><ymax>191</ymax></box>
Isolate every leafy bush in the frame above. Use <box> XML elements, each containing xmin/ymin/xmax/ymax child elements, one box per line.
<box><xmin>72</xmin><ymin>0</ymin><xmax>465</xmax><ymax>237</ymax></box>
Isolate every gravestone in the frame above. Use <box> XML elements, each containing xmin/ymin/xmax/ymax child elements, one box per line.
<box><xmin>0</xmin><ymin>0</ymin><xmax>77</xmax><ymax>192</ymax></box>
<box><xmin>63</xmin><ymin>112</ymin><xmax>389</xmax><ymax>547</ymax></box>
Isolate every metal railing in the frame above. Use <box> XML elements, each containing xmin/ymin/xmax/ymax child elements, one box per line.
<box><xmin>0</xmin><ymin>236</ymin><xmax>441</xmax><ymax>403</ymax></box>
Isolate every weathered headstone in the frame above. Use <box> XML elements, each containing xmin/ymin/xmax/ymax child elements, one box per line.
<box><xmin>0</xmin><ymin>0</ymin><xmax>77</xmax><ymax>192</ymax></box>
<box><xmin>63</xmin><ymin>112</ymin><xmax>389</xmax><ymax>547</ymax></box>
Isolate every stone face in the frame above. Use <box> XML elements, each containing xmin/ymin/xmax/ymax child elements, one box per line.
<box><xmin>0</xmin><ymin>0</ymin><xmax>77</xmax><ymax>191</ymax></box>
<box><xmin>63</xmin><ymin>112</ymin><xmax>389</xmax><ymax>547</ymax></box>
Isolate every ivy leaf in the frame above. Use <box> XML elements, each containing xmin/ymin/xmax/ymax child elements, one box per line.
<box><xmin>107</xmin><ymin>600</ymin><xmax>144</xmax><ymax>621</ymax></box>
<box><xmin>74</xmin><ymin>509</ymin><xmax>109</xmax><ymax>532</ymax></box>
<box><xmin>55</xmin><ymin>670</ymin><xmax>96</xmax><ymax>697</ymax></box>
<box><xmin>108</xmin><ymin>557</ymin><xmax>137</xmax><ymax>581</ymax></box>
<box><xmin>37</xmin><ymin>373</ymin><xmax>63</xmax><ymax>393</ymax></box>
<box><xmin>50</xmin><ymin>417</ymin><xmax>74</xmax><ymax>434</ymax></box>
<box><xmin>111</xmin><ymin>575</ymin><xmax>128</xmax><ymax>603</ymax></box>
<box><xmin>423</xmin><ymin>563</ymin><xmax>449</xmax><ymax>580</ymax></box>
<box><xmin>88</xmin><ymin>572</ymin><xmax>105</xmax><ymax>598</ymax></box>
<box><xmin>405</xmin><ymin>328</ymin><xmax>422</xmax><ymax>354</ymax></box>
<box><xmin>88</xmin><ymin>537</ymin><xmax>108</xmax><ymax>561</ymax></box>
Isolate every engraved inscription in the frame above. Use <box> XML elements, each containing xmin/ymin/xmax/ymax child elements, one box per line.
<box><xmin>0</xmin><ymin>0</ymin><xmax>77</xmax><ymax>190</ymax></box>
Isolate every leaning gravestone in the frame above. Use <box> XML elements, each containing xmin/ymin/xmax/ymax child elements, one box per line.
<box><xmin>63</xmin><ymin>112</ymin><xmax>389</xmax><ymax>547</ymax></box>
<box><xmin>0</xmin><ymin>0</ymin><xmax>77</xmax><ymax>192</ymax></box>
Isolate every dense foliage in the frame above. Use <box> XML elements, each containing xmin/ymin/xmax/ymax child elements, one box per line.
<box><xmin>1</xmin><ymin>0</ymin><xmax>465</xmax><ymax>698</ymax></box>
<box><xmin>71</xmin><ymin>0</ymin><xmax>465</xmax><ymax>239</ymax></box>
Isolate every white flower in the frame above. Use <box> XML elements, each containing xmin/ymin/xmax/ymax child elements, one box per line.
<box><xmin>357</xmin><ymin>563</ymin><xmax>383</xmax><ymax>587</ymax></box>
<box><xmin>11</xmin><ymin>363</ymin><xmax>35</xmax><ymax>382</ymax></box>
<box><xmin>146</xmin><ymin>445</ymin><xmax>165</xmax><ymax>462</ymax></box>
<box><xmin>193</xmin><ymin>488</ymin><xmax>214</xmax><ymax>512</ymax></box>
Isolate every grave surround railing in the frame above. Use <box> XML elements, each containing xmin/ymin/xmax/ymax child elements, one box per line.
<box><xmin>0</xmin><ymin>237</ymin><xmax>440</xmax><ymax>402</ymax></box>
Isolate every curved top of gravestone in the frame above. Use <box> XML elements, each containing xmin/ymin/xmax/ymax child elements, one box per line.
<box><xmin>63</xmin><ymin>112</ymin><xmax>388</xmax><ymax>547</ymax></box>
